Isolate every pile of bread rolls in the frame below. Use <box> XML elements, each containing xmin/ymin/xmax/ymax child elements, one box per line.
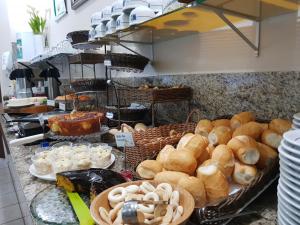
<box><xmin>136</xmin><ymin>111</ymin><xmax>291</xmax><ymax>207</ymax></box>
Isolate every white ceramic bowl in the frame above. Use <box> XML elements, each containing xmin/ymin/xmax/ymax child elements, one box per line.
<box><xmin>91</xmin><ymin>12</ymin><xmax>102</xmax><ymax>28</ymax></box>
<box><xmin>163</xmin><ymin>0</ymin><xmax>185</xmax><ymax>13</ymax></box>
<box><xmin>293</xmin><ymin>119</ymin><xmax>300</xmax><ymax>126</ymax></box>
<box><xmin>106</xmin><ymin>19</ymin><xmax>117</xmax><ymax>35</ymax></box>
<box><xmin>111</xmin><ymin>0</ymin><xmax>124</xmax><ymax>19</ymax></box>
<box><xmin>148</xmin><ymin>0</ymin><xmax>163</xmax><ymax>14</ymax></box>
<box><xmin>283</xmin><ymin>130</ymin><xmax>300</xmax><ymax>147</ymax></box>
<box><xmin>123</xmin><ymin>0</ymin><xmax>149</xmax><ymax>13</ymax></box>
<box><xmin>94</xmin><ymin>23</ymin><xmax>107</xmax><ymax>38</ymax></box>
<box><xmin>293</xmin><ymin>112</ymin><xmax>300</xmax><ymax>121</ymax></box>
<box><xmin>116</xmin><ymin>13</ymin><xmax>130</xmax><ymax>30</ymax></box>
<box><xmin>101</xmin><ymin>6</ymin><xmax>112</xmax><ymax>22</ymax></box>
<box><xmin>129</xmin><ymin>6</ymin><xmax>156</xmax><ymax>25</ymax></box>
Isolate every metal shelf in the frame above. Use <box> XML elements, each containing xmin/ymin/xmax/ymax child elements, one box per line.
<box><xmin>68</xmin><ymin>53</ymin><xmax>105</xmax><ymax>64</ymax></box>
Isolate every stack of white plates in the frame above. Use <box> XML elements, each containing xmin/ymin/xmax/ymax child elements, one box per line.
<box><xmin>292</xmin><ymin>113</ymin><xmax>300</xmax><ymax>130</ymax></box>
<box><xmin>278</xmin><ymin>130</ymin><xmax>300</xmax><ymax>225</ymax></box>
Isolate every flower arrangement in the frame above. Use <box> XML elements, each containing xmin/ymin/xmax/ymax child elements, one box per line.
<box><xmin>27</xmin><ymin>6</ymin><xmax>46</xmax><ymax>34</ymax></box>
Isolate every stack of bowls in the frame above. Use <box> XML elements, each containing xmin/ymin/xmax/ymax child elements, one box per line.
<box><xmin>292</xmin><ymin>113</ymin><xmax>300</xmax><ymax>130</ymax></box>
<box><xmin>278</xmin><ymin>129</ymin><xmax>300</xmax><ymax>225</ymax></box>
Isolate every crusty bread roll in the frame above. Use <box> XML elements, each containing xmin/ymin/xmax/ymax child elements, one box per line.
<box><xmin>230</xmin><ymin>112</ymin><xmax>255</xmax><ymax>130</ymax></box>
<box><xmin>177</xmin><ymin>133</ymin><xmax>209</xmax><ymax>159</ymax></box>
<box><xmin>156</xmin><ymin>145</ymin><xmax>175</xmax><ymax>165</ymax></box>
<box><xmin>196</xmin><ymin>164</ymin><xmax>229</xmax><ymax>203</ymax></box>
<box><xmin>200</xmin><ymin>159</ymin><xmax>218</xmax><ymax>167</ymax></box>
<box><xmin>269</xmin><ymin>119</ymin><xmax>292</xmax><ymax>135</ymax></box>
<box><xmin>211</xmin><ymin>145</ymin><xmax>235</xmax><ymax>177</ymax></box>
<box><xmin>136</xmin><ymin>160</ymin><xmax>163</xmax><ymax>179</ymax></box>
<box><xmin>233</xmin><ymin>161</ymin><xmax>258</xmax><ymax>185</ymax></box>
<box><xmin>178</xmin><ymin>176</ymin><xmax>207</xmax><ymax>207</ymax></box>
<box><xmin>232</xmin><ymin>122</ymin><xmax>263</xmax><ymax>140</ymax></box>
<box><xmin>261</xmin><ymin>129</ymin><xmax>282</xmax><ymax>149</ymax></box>
<box><xmin>164</xmin><ymin>150</ymin><xmax>197</xmax><ymax>175</ymax></box>
<box><xmin>206</xmin><ymin>144</ymin><xmax>215</xmax><ymax>157</ymax></box>
<box><xmin>259</xmin><ymin>123</ymin><xmax>269</xmax><ymax>131</ymax></box>
<box><xmin>134</xmin><ymin>123</ymin><xmax>147</xmax><ymax>132</ymax></box>
<box><xmin>208</xmin><ymin>126</ymin><xmax>232</xmax><ymax>146</ymax></box>
<box><xmin>212</xmin><ymin>119</ymin><xmax>231</xmax><ymax>128</ymax></box>
<box><xmin>197</xmin><ymin>147</ymin><xmax>210</xmax><ymax>166</ymax></box>
<box><xmin>154</xmin><ymin>171</ymin><xmax>189</xmax><ymax>185</ymax></box>
<box><xmin>195</xmin><ymin>120</ymin><xmax>213</xmax><ymax>137</ymax></box>
<box><xmin>256</xmin><ymin>143</ymin><xmax>278</xmax><ymax>169</ymax></box>
<box><xmin>227</xmin><ymin>136</ymin><xmax>260</xmax><ymax>165</ymax></box>
<box><xmin>122</xmin><ymin>124</ymin><xmax>135</xmax><ymax>133</ymax></box>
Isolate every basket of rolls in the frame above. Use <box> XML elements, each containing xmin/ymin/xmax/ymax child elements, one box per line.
<box><xmin>135</xmin><ymin>111</ymin><xmax>291</xmax><ymax>224</ymax></box>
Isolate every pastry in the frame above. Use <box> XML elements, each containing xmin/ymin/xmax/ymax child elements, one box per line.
<box><xmin>54</xmin><ymin>159</ymin><xmax>73</xmax><ymax>173</ymax></box>
<box><xmin>227</xmin><ymin>135</ymin><xmax>260</xmax><ymax>165</ymax></box>
<box><xmin>73</xmin><ymin>158</ymin><xmax>91</xmax><ymax>170</ymax></box>
<box><xmin>196</xmin><ymin>147</ymin><xmax>210</xmax><ymax>166</ymax></box>
<box><xmin>91</xmin><ymin>148</ymin><xmax>112</xmax><ymax>168</ymax></box>
<box><xmin>233</xmin><ymin>161</ymin><xmax>258</xmax><ymax>185</ymax></box>
<box><xmin>208</xmin><ymin>126</ymin><xmax>232</xmax><ymax>146</ymax></box>
<box><xmin>136</xmin><ymin>160</ymin><xmax>163</xmax><ymax>179</ymax></box>
<box><xmin>33</xmin><ymin>157</ymin><xmax>52</xmax><ymax>175</ymax></box>
<box><xmin>261</xmin><ymin>129</ymin><xmax>282</xmax><ymax>149</ymax></box>
<box><xmin>256</xmin><ymin>143</ymin><xmax>278</xmax><ymax>169</ymax></box>
<box><xmin>212</xmin><ymin>119</ymin><xmax>231</xmax><ymax>127</ymax></box>
<box><xmin>194</xmin><ymin>119</ymin><xmax>213</xmax><ymax>137</ymax></box>
<box><xmin>163</xmin><ymin>150</ymin><xmax>197</xmax><ymax>175</ymax></box>
<box><xmin>154</xmin><ymin>171</ymin><xmax>189</xmax><ymax>185</ymax></box>
<box><xmin>134</xmin><ymin>123</ymin><xmax>147</xmax><ymax>132</ymax></box>
<box><xmin>232</xmin><ymin>122</ymin><xmax>263</xmax><ymax>140</ymax></box>
<box><xmin>230</xmin><ymin>112</ymin><xmax>255</xmax><ymax>130</ymax></box>
<box><xmin>269</xmin><ymin>119</ymin><xmax>292</xmax><ymax>135</ymax></box>
<box><xmin>178</xmin><ymin>176</ymin><xmax>206</xmax><ymax>207</ymax></box>
<box><xmin>196</xmin><ymin>164</ymin><xmax>229</xmax><ymax>203</ymax></box>
<box><xmin>177</xmin><ymin>133</ymin><xmax>209</xmax><ymax>159</ymax></box>
<box><xmin>211</xmin><ymin>144</ymin><xmax>235</xmax><ymax>177</ymax></box>
<box><xmin>156</xmin><ymin>145</ymin><xmax>175</xmax><ymax>165</ymax></box>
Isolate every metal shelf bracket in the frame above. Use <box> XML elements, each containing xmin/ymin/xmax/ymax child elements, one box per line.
<box><xmin>215</xmin><ymin>12</ymin><xmax>261</xmax><ymax>57</ymax></box>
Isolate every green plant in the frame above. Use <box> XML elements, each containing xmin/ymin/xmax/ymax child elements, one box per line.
<box><xmin>27</xmin><ymin>6</ymin><xmax>46</xmax><ymax>34</ymax></box>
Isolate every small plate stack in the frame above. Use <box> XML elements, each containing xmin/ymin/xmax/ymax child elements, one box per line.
<box><xmin>292</xmin><ymin>113</ymin><xmax>300</xmax><ymax>130</ymax></box>
<box><xmin>278</xmin><ymin>130</ymin><xmax>300</xmax><ymax>225</ymax></box>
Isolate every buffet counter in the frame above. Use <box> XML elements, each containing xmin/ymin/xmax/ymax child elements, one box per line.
<box><xmin>1</xmin><ymin>119</ymin><xmax>278</xmax><ymax>225</ymax></box>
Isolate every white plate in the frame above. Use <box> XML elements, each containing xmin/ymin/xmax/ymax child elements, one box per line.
<box><xmin>279</xmin><ymin>176</ymin><xmax>300</xmax><ymax>198</ymax></box>
<box><xmin>278</xmin><ymin>186</ymin><xmax>300</xmax><ymax>219</ymax></box>
<box><xmin>277</xmin><ymin>197</ymin><xmax>298</xmax><ymax>225</ymax></box>
<box><xmin>279</xmin><ymin>146</ymin><xmax>300</xmax><ymax>166</ymax></box>
<box><xmin>292</xmin><ymin>125</ymin><xmax>300</xmax><ymax>130</ymax></box>
<box><xmin>278</xmin><ymin>181</ymin><xmax>300</xmax><ymax>205</ymax></box>
<box><xmin>29</xmin><ymin>154</ymin><xmax>116</xmax><ymax>181</ymax></box>
<box><xmin>7</xmin><ymin>102</ymin><xmax>34</xmax><ymax>108</ymax></box>
<box><xmin>281</xmin><ymin>141</ymin><xmax>300</xmax><ymax>157</ymax></box>
<box><xmin>292</xmin><ymin>119</ymin><xmax>300</xmax><ymax>127</ymax></box>
<box><xmin>280</xmin><ymin>161</ymin><xmax>300</xmax><ymax>187</ymax></box>
<box><xmin>293</xmin><ymin>112</ymin><xmax>300</xmax><ymax>121</ymax></box>
<box><xmin>283</xmin><ymin>130</ymin><xmax>300</xmax><ymax>147</ymax></box>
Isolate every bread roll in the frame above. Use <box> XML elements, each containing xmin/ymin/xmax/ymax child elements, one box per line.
<box><xmin>233</xmin><ymin>161</ymin><xmax>257</xmax><ymax>185</ymax></box>
<box><xmin>206</xmin><ymin>144</ymin><xmax>215</xmax><ymax>157</ymax></box>
<box><xmin>177</xmin><ymin>133</ymin><xmax>209</xmax><ymax>159</ymax></box>
<box><xmin>256</xmin><ymin>143</ymin><xmax>278</xmax><ymax>169</ymax></box>
<box><xmin>259</xmin><ymin>123</ymin><xmax>269</xmax><ymax>131</ymax></box>
<box><xmin>227</xmin><ymin>136</ymin><xmax>260</xmax><ymax>165</ymax></box>
<box><xmin>154</xmin><ymin>171</ymin><xmax>189</xmax><ymax>185</ymax></box>
<box><xmin>269</xmin><ymin>119</ymin><xmax>292</xmax><ymax>135</ymax></box>
<box><xmin>136</xmin><ymin>160</ymin><xmax>163</xmax><ymax>179</ymax></box>
<box><xmin>232</xmin><ymin>122</ymin><xmax>263</xmax><ymax>140</ymax></box>
<box><xmin>134</xmin><ymin>123</ymin><xmax>147</xmax><ymax>132</ymax></box>
<box><xmin>196</xmin><ymin>164</ymin><xmax>229</xmax><ymax>203</ymax></box>
<box><xmin>156</xmin><ymin>145</ymin><xmax>175</xmax><ymax>165</ymax></box>
<box><xmin>195</xmin><ymin>120</ymin><xmax>213</xmax><ymax>137</ymax></box>
<box><xmin>261</xmin><ymin>129</ymin><xmax>282</xmax><ymax>149</ymax></box>
<box><xmin>211</xmin><ymin>145</ymin><xmax>235</xmax><ymax>177</ymax></box>
<box><xmin>122</xmin><ymin>124</ymin><xmax>135</xmax><ymax>133</ymax></box>
<box><xmin>212</xmin><ymin>119</ymin><xmax>231</xmax><ymax>127</ymax></box>
<box><xmin>197</xmin><ymin>147</ymin><xmax>210</xmax><ymax>166</ymax></box>
<box><xmin>230</xmin><ymin>112</ymin><xmax>255</xmax><ymax>130</ymax></box>
<box><xmin>208</xmin><ymin>126</ymin><xmax>232</xmax><ymax>146</ymax></box>
<box><xmin>178</xmin><ymin>176</ymin><xmax>207</xmax><ymax>207</ymax></box>
<box><xmin>164</xmin><ymin>150</ymin><xmax>197</xmax><ymax>175</ymax></box>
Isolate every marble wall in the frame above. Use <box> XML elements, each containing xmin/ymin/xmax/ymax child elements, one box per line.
<box><xmin>111</xmin><ymin>71</ymin><xmax>300</xmax><ymax>123</ymax></box>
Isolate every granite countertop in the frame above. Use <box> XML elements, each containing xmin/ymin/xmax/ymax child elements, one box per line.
<box><xmin>1</xmin><ymin>120</ymin><xmax>278</xmax><ymax>225</ymax></box>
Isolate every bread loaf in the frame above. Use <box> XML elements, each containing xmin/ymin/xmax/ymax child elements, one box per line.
<box><xmin>230</xmin><ymin>112</ymin><xmax>255</xmax><ymax>130</ymax></box>
<box><xmin>233</xmin><ymin>161</ymin><xmax>257</xmax><ymax>185</ymax></box>
<box><xmin>154</xmin><ymin>171</ymin><xmax>189</xmax><ymax>185</ymax></box>
<box><xmin>177</xmin><ymin>133</ymin><xmax>209</xmax><ymax>159</ymax></box>
<box><xmin>208</xmin><ymin>126</ymin><xmax>232</xmax><ymax>146</ymax></box>
<box><xmin>134</xmin><ymin>123</ymin><xmax>147</xmax><ymax>132</ymax></box>
<box><xmin>122</xmin><ymin>124</ymin><xmax>135</xmax><ymax>133</ymax></box>
<box><xmin>136</xmin><ymin>160</ymin><xmax>163</xmax><ymax>179</ymax></box>
<box><xmin>178</xmin><ymin>176</ymin><xmax>207</xmax><ymax>207</ymax></box>
<box><xmin>232</xmin><ymin>122</ymin><xmax>263</xmax><ymax>140</ymax></box>
<box><xmin>197</xmin><ymin>147</ymin><xmax>210</xmax><ymax>166</ymax></box>
<box><xmin>261</xmin><ymin>129</ymin><xmax>282</xmax><ymax>149</ymax></box>
<box><xmin>211</xmin><ymin>145</ymin><xmax>235</xmax><ymax>177</ymax></box>
<box><xmin>269</xmin><ymin>119</ymin><xmax>292</xmax><ymax>135</ymax></box>
<box><xmin>212</xmin><ymin>119</ymin><xmax>231</xmax><ymax>127</ymax></box>
<box><xmin>163</xmin><ymin>150</ymin><xmax>197</xmax><ymax>175</ymax></box>
<box><xmin>256</xmin><ymin>143</ymin><xmax>278</xmax><ymax>169</ymax></box>
<box><xmin>227</xmin><ymin>135</ymin><xmax>260</xmax><ymax>165</ymax></box>
<box><xmin>196</xmin><ymin>164</ymin><xmax>229</xmax><ymax>203</ymax></box>
<box><xmin>195</xmin><ymin>120</ymin><xmax>213</xmax><ymax>137</ymax></box>
<box><xmin>206</xmin><ymin>145</ymin><xmax>215</xmax><ymax>157</ymax></box>
<box><xmin>156</xmin><ymin>145</ymin><xmax>175</xmax><ymax>165</ymax></box>
<box><xmin>259</xmin><ymin>123</ymin><xmax>269</xmax><ymax>131</ymax></box>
